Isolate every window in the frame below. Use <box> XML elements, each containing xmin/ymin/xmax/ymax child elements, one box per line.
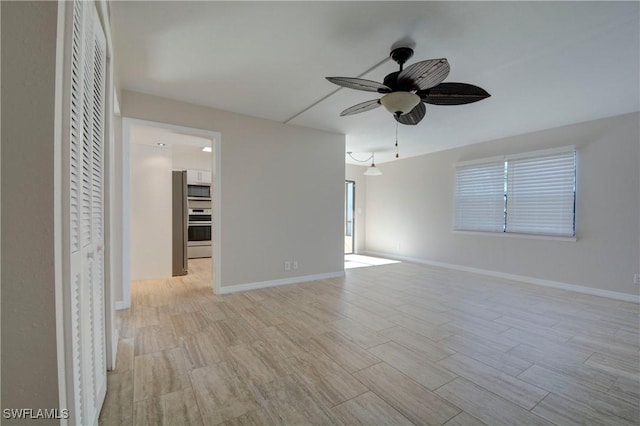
<box><xmin>455</xmin><ymin>148</ymin><xmax>576</xmax><ymax>237</ymax></box>
<box><xmin>454</xmin><ymin>159</ymin><xmax>505</xmax><ymax>232</ymax></box>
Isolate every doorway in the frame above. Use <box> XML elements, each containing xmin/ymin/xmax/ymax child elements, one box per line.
<box><xmin>345</xmin><ymin>180</ymin><xmax>355</xmax><ymax>254</ymax></box>
<box><xmin>121</xmin><ymin>118</ymin><xmax>222</xmax><ymax>308</ymax></box>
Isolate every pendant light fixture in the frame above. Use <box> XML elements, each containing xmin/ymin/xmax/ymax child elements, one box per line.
<box><xmin>347</xmin><ymin>152</ymin><xmax>383</xmax><ymax>176</ymax></box>
<box><xmin>364</xmin><ymin>153</ymin><xmax>383</xmax><ymax>176</ymax></box>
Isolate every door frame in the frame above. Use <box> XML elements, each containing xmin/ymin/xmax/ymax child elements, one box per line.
<box><xmin>345</xmin><ymin>180</ymin><xmax>356</xmax><ymax>254</ymax></box>
<box><xmin>120</xmin><ymin>118</ymin><xmax>222</xmax><ymax>305</ymax></box>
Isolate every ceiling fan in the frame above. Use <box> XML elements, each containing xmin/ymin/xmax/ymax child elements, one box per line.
<box><xmin>326</xmin><ymin>47</ymin><xmax>490</xmax><ymax>125</ymax></box>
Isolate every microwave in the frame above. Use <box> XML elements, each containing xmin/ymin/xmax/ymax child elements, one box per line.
<box><xmin>187</xmin><ymin>184</ymin><xmax>211</xmax><ymax>199</ymax></box>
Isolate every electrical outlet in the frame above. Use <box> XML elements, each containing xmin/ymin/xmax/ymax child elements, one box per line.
<box><xmin>293</xmin><ymin>261</ymin><xmax>298</xmax><ymax>270</ymax></box>
<box><xmin>284</xmin><ymin>261</ymin><xmax>291</xmax><ymax>272</ymax></box>
<box><xmin>634</xmin><ymin>273</ymin><xmax>639</xmax><ymax>285</ymax></box>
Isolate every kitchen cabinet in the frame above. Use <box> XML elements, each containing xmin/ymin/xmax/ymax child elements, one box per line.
<box><xmin>187</xmin><ymin>169</ymin><xmax>212</xmax><ymax>184</ymax></box>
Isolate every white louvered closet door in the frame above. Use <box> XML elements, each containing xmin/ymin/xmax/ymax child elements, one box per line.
<box><xmin>67</xmin><ymin>1</ymin><xmax>107</xmax><ymax>424</ymax></box>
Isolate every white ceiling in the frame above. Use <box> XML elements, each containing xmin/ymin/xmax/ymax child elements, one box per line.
<box><xmin>111</xmin><ymin>1</ymin><xmax>639</xmax><ymax>164</ymax></box>
<box><xmin>129</xmin><ymin>124</ymin><xmax>212</xmax><ymax>148</ymax></box>
<box><xmin>129</xmin><ymin>124</ymin><xmax>215</xmax><ymax>172</ymax></box>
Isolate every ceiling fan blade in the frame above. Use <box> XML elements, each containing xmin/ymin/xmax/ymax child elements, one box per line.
<box><xmin>394</xmin><ymin>102</ymin><xmax>426</xmax><ymax>125</ymax></box>
<box><xmin>420</xmin><ymin>82</ymin><xmax>491</xmax><ymax>105</ymax></box>
<box><xmin>398</xmin><ymin>58</ymin><xmax>450</xmax><ymax>91</ymax></box>
<box><xmin>326</xmin><ymin>77</ymin><xmax>391</xmax><ymax>93</ymax></box>
<box><xmin>340</xmin><ymin>99</ymin><xmax>381</xmax><ymax>116</ymax></box>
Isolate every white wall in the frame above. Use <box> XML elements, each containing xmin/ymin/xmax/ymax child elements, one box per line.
<box><xmin>129</xmin><ymin>144</ymin><xmax>173</xmax><ymax>280</ymax></box>
<box><xmin>1</xmin><ymin>1</ymin><xmax>62</xmax><ymax>416</ymax></box>
<box><xmin>121</xmin><ymin>90</ymin><xmax>345</xmax><ymax>291</ymax></box>
<box><xmin>366</xmin><ymin>113</ymin><xmax>640</xmax><ymax>298</ymax></box>
<box><xmin>346</xmin><ymin>164</ymin><xmax>367</xmax><ymax>253</ymax></box>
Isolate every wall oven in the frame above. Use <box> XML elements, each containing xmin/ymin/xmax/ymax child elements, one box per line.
<box><xmin>187</xmin><ymin>208</ymin><xmax>212</xmax><ymax>258</ymax></box>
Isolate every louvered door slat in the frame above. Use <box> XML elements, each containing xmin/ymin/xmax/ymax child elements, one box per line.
<box><xmin>69</xmin><ymin>4</ymin><xmax>86</xmax><ymax>425</ymax></box>
<box><xmin>83</xmin><ymin>257</ymin><xmax>96</xmax><ymax>416</ymax></box>
<box><xmin>80</xmin><ymin>4</ymin><xmax>94</xmax><ymax>250</ymax></box>
<box><xmin>70</xmin><ymin>270</ymin><xmax>84</xmax><ymax>425</ymax></box>
<box><xmin>91</xmin><ymin>14</ymin><xmax>108</xmax><ymax>406</ymax></box>
<box><xmin>91</xmin><ymin>29</ymin><xmax>105</xmax><ymax>242</ymax></box>
<box><xmin>69</xmin><ymin>0</ymin><xmax>83</xmax><ymax>254</ymax></box>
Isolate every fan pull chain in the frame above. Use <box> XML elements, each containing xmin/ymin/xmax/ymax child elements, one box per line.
<box><xmin>395</xmin><ymin>121</ymin><xmax>400</xmax><ymax>158</ymax></box>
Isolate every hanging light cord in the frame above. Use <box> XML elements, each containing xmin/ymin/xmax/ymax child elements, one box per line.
<box><xmin>346</xmin><ymin>152</ymin><xmax>374</xmax><ymax>163</ymax></box>
<box><xmin>395</xmin><ymin>121</ymin><xmax>400</xmax><ymax>158</ymax></box>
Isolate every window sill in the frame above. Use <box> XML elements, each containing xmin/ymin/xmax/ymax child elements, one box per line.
<box><xmin>452</xmin><ymin>230</ymin><xmax>577</xmax><ymax>242</ymax></box>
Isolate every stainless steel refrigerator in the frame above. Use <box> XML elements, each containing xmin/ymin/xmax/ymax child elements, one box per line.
<box><xmin>172</xmin><ymin>170</ymin><xmax>188</xmax><ymax>276</ymax></box>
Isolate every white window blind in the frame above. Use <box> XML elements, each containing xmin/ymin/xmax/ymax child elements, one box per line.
<box><xmin>454</xmin><ymin>148</ymin><xmax>576</xmax><ymax>237</ymax></box>
<box><xmin>455</xmin><ymin>160</ymin><xmax>506</xmax><ymax>232</ymax></box>
<box><xmin>506</xmin><ymin>151</ymin><xmax>575</xmax><ymax>236</ymax></box>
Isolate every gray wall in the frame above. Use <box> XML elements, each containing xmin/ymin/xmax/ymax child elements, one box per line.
<box><xmin>1</xmin><ymin>1</ymin><xmax>62</xmax><ymax>421</ymax></box>
<box><xmin>366</xmin><ymin>113</ymin><xmax>640</xmax><ymax>297</ymax></box>
<box><xmin>121</xmin><ymin>91</ymin><xmax>345</xmax><ymax>290</ymax></box>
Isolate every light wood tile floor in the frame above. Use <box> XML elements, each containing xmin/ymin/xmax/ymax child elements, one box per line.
<box><xmin>100</xmin><ymin>258</ymin><xmax>640</xmax><ymax>425</ymax></box>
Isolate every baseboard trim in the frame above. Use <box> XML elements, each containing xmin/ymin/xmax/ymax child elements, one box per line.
<box><xmin>115</xmin><ymin>301</ymin><xmax>129</xmax><ymax>310</ymax></box>
<box><xmin>216</xmin><ymin>271</ymin><xmax>346</xmax><ymax>295</ymax></box>
<box><xmin>364</xmin><ymin>251</ymin><xmax>640</xmax><ymax>304</ymax></box>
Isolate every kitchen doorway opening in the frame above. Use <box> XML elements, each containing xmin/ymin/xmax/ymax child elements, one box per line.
<box><xmin>345</xmin><ymin>180</ymin><xmax>355</xmax><ymax>254</ymax></box>
<box><xmin>121</xmin><ymin>118</ymin><xmax>222</xmax><ymax>309</ymax></box>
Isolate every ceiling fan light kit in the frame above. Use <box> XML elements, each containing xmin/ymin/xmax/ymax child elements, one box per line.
<box><xmin>380</xmin><ymin>92</ymin><xmax>421</xmax><ymax>116</ymax></box>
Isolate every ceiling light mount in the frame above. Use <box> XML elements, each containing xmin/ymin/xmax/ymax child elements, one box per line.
<box><xmin>390</xmin><ymin>46</ymin><xmax>414</xmax><ymax>70</ymax></box>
